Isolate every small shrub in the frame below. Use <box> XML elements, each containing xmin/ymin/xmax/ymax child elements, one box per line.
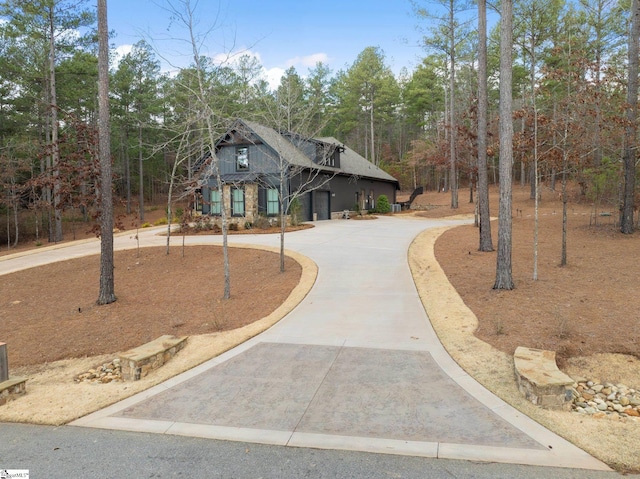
<box><xmin>229</xmin><ymin>223</ymin><xmax>239</xmax><ymax>231</ymax></box>
<box><xmin>175</xmin><ymin>207</ymin><xmax>184</xmax><ymax>220</ymax></box>
<box><xmin>254</xmin><ymin>215</ymin><xmax>271</xmax><ymax>229</ymax></box>
<box><xmin>244</xmin><ymin>221</ymin><xmax>253</xmax><ymax>230</ymax></box>
<box><xmin>154</xmin><ymin>217</ymin><xmax>168</xmax><ymax>226</ymax></box>
<box><xmin>289</xmin><ymin>197</ymin><xmax>302</xmax><ymax>226</ymax></box>
<box><xmin>141</xmin><ymin>222</ymin><xmax>152</xmax><ymax>228</ymax></box>
<box><xmin>212</xmin><ymin>224</ymin><xmax>221</xmax><ymax>233</ymax></box>
<box><xmin>193</xmin><ymin>216</ymin><xmax>214</xmax><ymax>231</ymax></box>
<box><xmin>375</xmin><ymin>195</ymin><xmax>391</xmax><ymax>214</ymax></box>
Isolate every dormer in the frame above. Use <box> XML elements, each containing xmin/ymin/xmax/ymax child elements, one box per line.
<box><xmin>280</xmin><ymin>131</ymin><xmax>342</xmax><ymax>168</ymax></box>
<box><xmin>314</xmin><ymin>142</ymin><xmax>342</xmax><ymax>168</ymax></box>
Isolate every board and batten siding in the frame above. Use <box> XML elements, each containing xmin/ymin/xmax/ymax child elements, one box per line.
<box><xmin>200</xmin><ymin>141</ymin><xmax>397</xmax><ymax>220</ymax></box>
<box><xmin>323</xmin><ymin>175</ymin><xmax>397</xmax><ymax>213</ymax></box>
<box><xmin>215</xmin><ymin>143</ymin><xmax>284</xmax><ymax>175</ymax></box>
<box><xmin>292</xmin><ymin>176</ymin><xmax>397</xmax><ymax>221</ymax></box>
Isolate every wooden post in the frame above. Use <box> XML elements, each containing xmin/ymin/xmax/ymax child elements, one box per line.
<box><xmin>0</xmin><ymin>343</ymin><xmax>8</xmax><ymax>382</ymax></box>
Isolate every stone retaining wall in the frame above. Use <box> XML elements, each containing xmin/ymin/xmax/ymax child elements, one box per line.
<box><xmin>119</xmin><ymin>335</ymin><xmax>188</xmax><ymax>381</ymax></box>
<box><xmin>514</xmin><ymin>346</ymin><xmax>575</xmax><ymax>410</ymax></box>
<box><xmin>0</xmin><ymin>377</ymin><xmax>27</xmax><ymax>406</ymax></box>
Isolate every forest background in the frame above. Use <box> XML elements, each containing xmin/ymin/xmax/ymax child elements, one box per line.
<box><xmin>0</xmin><ymin>0</ymin><xmax>637</xmax><ymax>248</ymax></box>
<box><xmin>2</xmin><ymin>1</ymin><xmax>640</xmax><ymax>471</ymax></box>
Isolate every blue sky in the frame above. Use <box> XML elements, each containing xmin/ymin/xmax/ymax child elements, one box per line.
<box><xmin>106</xmin><ymin>0</ymin><xmax>437</xmax><ymax>87</ymax></box>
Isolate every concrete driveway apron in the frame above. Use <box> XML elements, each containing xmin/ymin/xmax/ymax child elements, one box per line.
<box><xmin>66</xmin><ymin>217</ymin><xmax>607</xmax><ymax>470</ymax></box>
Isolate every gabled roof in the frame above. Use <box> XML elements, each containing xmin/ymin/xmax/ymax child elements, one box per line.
<box><xmin>221</xmin><ymin>119</ymin><xmax>398</xmax><ymax>185</ymax></box>
<box><xmin>238</xmin><ymin>119</ymin><xmax>317</xmax><ymax>170</ymax></box>
<box><xmin>193</xmin><ymin>119</ymin><xmax>399</xmax><ymax>186</ymax></box>
<box><xmin>316</xmin><ymin>136</ymin><xmax>398</xmax><ymax>183</ymax></box>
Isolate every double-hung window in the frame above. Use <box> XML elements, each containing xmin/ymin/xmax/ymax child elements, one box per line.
<box><xmin>232</xmin><ymin>187</ymin><xmax>245</xmax><ymax>216</ymax></box>
<box><xmin>266</xmin><ymin>188</ymin><xmax>279</xmax><ymax>216</ymax></box>
<box><xmin>210</xmin><ymin>189</ymin><xmax>221</xmax><ymax>215</ymax></box>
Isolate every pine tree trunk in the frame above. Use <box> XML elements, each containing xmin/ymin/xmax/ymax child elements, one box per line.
<box><xmin>12</xmin><ymin>197</ymin><xmax>18</xmax><ymax>248</ymax></box>
<box><xmin>494</xmin><ymin>0</ymin><xmax>515</xmax><ymax>290</ymax></box>
<box><xmin>621</xmin><ymin>0</ymin><xmax>640</xmax><ymax>234</ymax></box>
<box><xmin>48</xmin><ymin>6</ymin><xmax>63</xmax><ymax>242</ymax></box>
<box><xmin>449</xmin><ymin>0</ymin><xmax>458</xmax><ymax>209</ymax></box>
<box><xmin>97</xmin><ymin>0</ymin><xmax>116</xmax><ymax>305</ymax></box>
<box><xmin>138</xmin><ymin>124</ymin><xmax>145</xmax><ymax>222</ymax></box>
<box><xmin>123</xmin><ymin>128</ymin><xmax>131</xmax><ymax>215</ymax></box>
<box><xmin>477</xmin><ymin>0</ymin><xmax>493</xmax><ymax>252</ymax></box>
<box><xmin>561</xmin><ymin>152</ymin><xmax>568</xmax><ymax>266</ymax></box>
<box><xmin>370</xmin><ymin>99</ymin><xmax>376</xmax><ymax>165</ymax></box>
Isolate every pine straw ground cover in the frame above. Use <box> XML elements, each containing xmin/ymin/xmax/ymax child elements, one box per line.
<box><xmin>413</xmin><ymin>184</ymin><xmax>640</xmax><ymax>473</ymax></box>
<box><xmin>0</xmin><ymin>243</ymin><xmax>310</xmax><ymax>425</ymax></box>
<box><xmin>2</xmin><ymin>185</ymin><xmax>640</xmax><ymax>471</ymax></box>
<box><xmin>420</xmin><ymin>185</ymin><xmax>639</xmax><ymax>368</ymax></box>
<box><xmin>2</xmin><ymin>246</ymin><xmax>301</xmax><ymax>367</ymax></box>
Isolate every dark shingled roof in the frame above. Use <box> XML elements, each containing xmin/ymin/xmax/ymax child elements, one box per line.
<box><xmin>235</xmin><ymin>119</ymin><xmax>398</xmax><ymax>185</ymax></box>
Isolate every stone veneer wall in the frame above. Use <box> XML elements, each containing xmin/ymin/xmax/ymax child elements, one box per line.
<box><xmin>221</xmin><ymin>184</ymin><xmax>258</xmax><ymax>227</ymax></box>
<box><xmin>514</xmin><ymin>346</ymin><xmax>574</xmax><ymax>410</ymax></box>
<box><xmin>0</xmin><ymin>378</ymin><xmax>27</xmax><ymax>406</ymax></box>
<box><xmin>119</xmin><ymin>335</ymin><xmax>188</xmax><ymax>381</ymax></box>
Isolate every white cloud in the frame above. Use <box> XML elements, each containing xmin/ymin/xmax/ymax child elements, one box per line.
<box><xmin>265</xmin><ymin>67</ymin><xmax>285</xmax><ymax>90</ymax></box>
<box><xmin>262</xmin><ymin>53</ymin><xmax>329</xmax><ymax>90</ymax></box>
<box><xmin>204</xmin><ymin>49</ymin><xmax>331</xmax><ymax>91</ymax></box>
<box><xmin>211</xmin><ymin>49</ymin><xmax>283</xmax><ymax>90</ymax></box>
<box><xmin>211</xmin><ymin>51</ymin><xmax>246</xmax><ymax>66</ymax></box>
<box><xmin>285</xmin><ymin>53</ymin><xmax>330</xmax><ymax>69</ymax></box>
<box><xmin>113</xmin><ymin>44</ymin><xmax>133</xmax><ymax>66</ymax></box>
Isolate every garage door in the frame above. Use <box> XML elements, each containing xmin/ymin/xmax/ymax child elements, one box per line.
<box><xmin>314</xmin><ymin>191</ymin><xmax>330</xmax><ymax>220</ymax></box>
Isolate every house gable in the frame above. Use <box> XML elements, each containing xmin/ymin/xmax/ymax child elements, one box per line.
<box><xmin>194</xmin><ymin>119</ymin><xmax>399</xmax><ymax>222</ymax></box>
<box><xmin>213</xmin><ymin>123</ymin><xmax>284</xmax><ymax>178</ymax></box>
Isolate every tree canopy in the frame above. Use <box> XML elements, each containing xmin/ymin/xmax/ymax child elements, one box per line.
<box><xmin>0</xmin><ymin>0</ymin><xmax>638</xmax><ymax>251</ymax></box>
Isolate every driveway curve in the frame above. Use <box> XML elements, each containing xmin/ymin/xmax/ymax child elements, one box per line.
<box><xmin>6</xmin><ymin>216</ymin><xmax>608</xmax><ymax>470</ymax></box>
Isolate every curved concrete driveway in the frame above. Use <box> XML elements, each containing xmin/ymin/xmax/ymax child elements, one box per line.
<box><xmin>5</xmin><ymin>217</ymin><xmax>608</xmax><ymax>470</ymax></box>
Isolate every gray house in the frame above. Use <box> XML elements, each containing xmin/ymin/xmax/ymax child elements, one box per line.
<box><xmin>194</xmin><ymin>119</ymin><xmax>399</xmax><ymax>224</ymax></box>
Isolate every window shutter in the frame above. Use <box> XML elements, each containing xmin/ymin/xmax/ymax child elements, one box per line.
<box><xmin>258</xmin><ymin>188</ymin><xmax>266</xmax><ymax>214</ymax></box>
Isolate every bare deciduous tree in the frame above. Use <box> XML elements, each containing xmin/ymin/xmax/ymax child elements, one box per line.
<box><xmin>160</xmin><ymin>0</ymin><xmax>237</xmax><ymax>298</ymax></box>
<box><xmin>250</xmin><ymin>126</ymin><xmax>338</xmax><ymax>272</ymax></box>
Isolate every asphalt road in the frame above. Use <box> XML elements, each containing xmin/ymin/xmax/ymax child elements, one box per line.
<box><xmin>0</xmin><ymin>423</ymin><xmax>635</xmax><ymax>479</ymax></box>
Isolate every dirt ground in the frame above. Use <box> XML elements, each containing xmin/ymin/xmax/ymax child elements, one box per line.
<box><xmin>1</xmin><ymin>204</ymin><xmax>306</xmax><ymax>368</ymax></box>
<box><xmin>1</xmin><ymin>187</ymin><xmax>640</xmax><ymax>472</ymax></box>
<box><xmin>417</xmin><ymin>184</ymin><xmax>639</xmax><ymax>368</ymax></box>
<box><xmin>2</xmin><ymin>246</ymin><xmax>301</xmax><ymax>368</ymax></box>
<box><xmin>410</xmin><ymin>184</ymin><xmax>640</xmax><ymax>473</ymax></box>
